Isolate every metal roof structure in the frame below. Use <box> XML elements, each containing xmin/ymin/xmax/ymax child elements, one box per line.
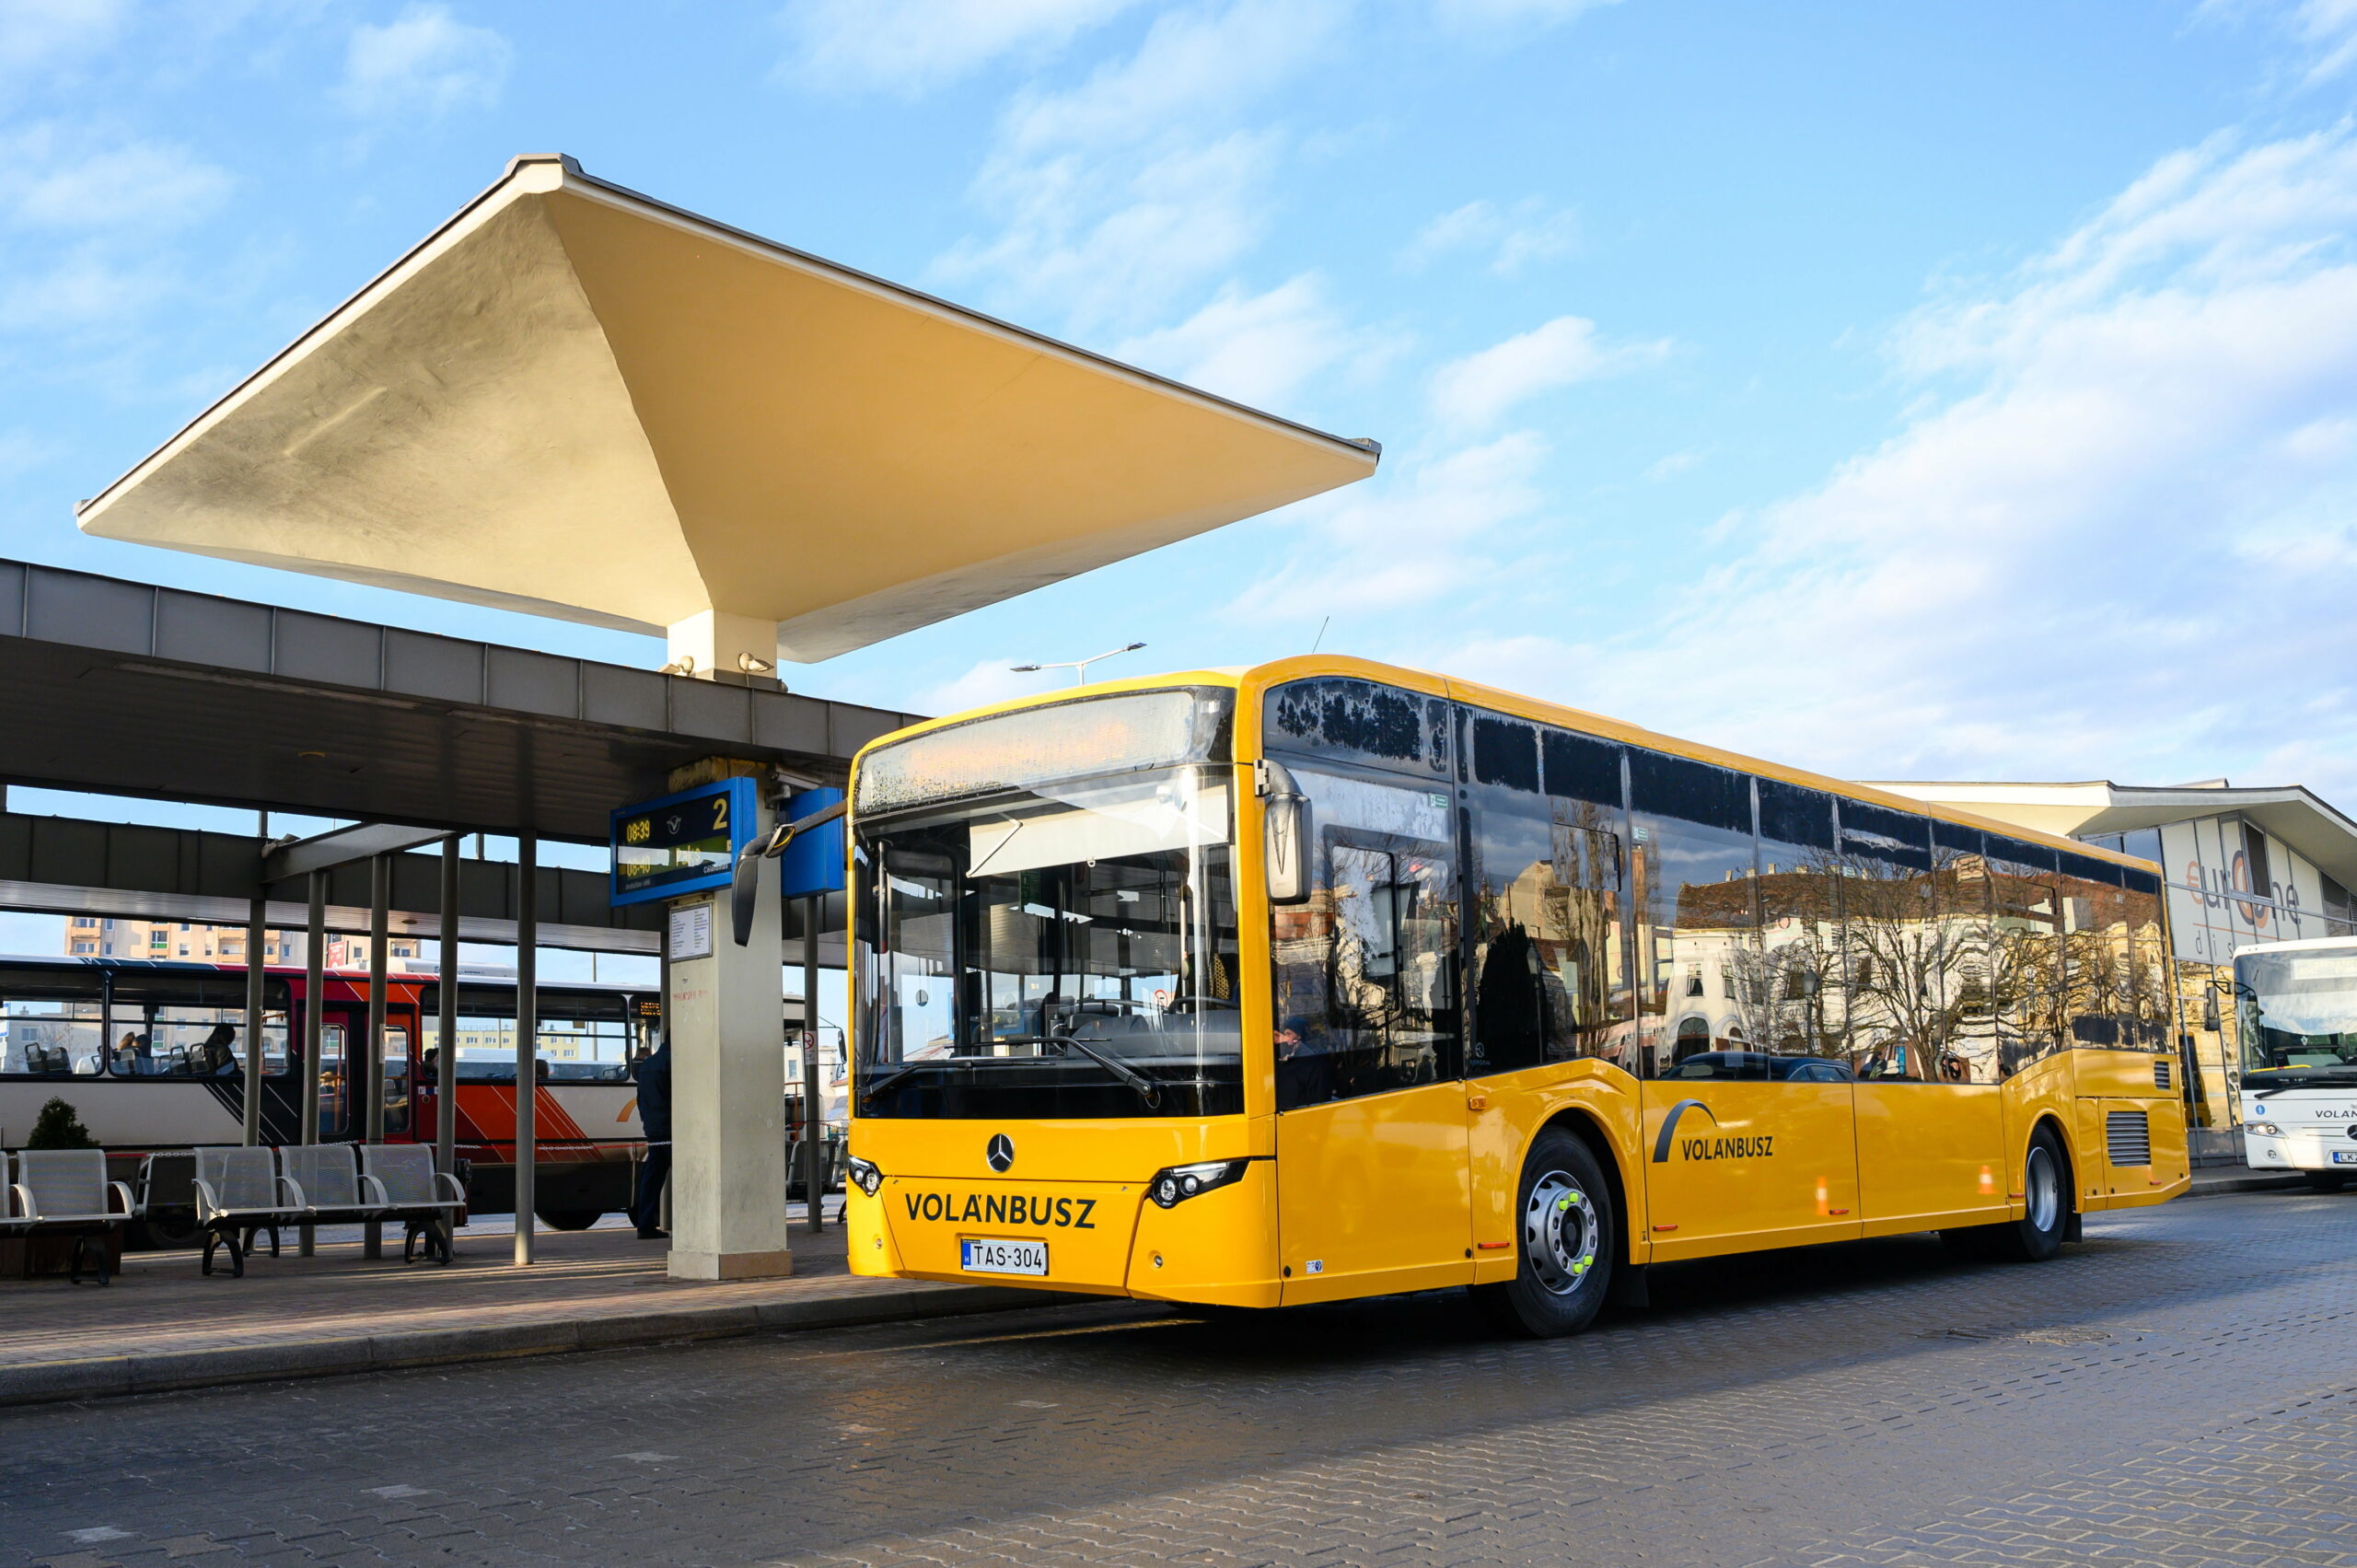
<box><xmin>0</xmin><ymin>556</ymin><xmax>920</xmax><ymax>845</ymax></box>
<box><xmin>75</xmin><ymin>153</ymin><xmax>1381</xmax><ymax>668</ymax></box>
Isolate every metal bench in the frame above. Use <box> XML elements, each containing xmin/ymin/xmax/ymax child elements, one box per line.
<box><xmin>135</xmin><ymin>1151</ymin><xmax>202</xmax><ymax>1249</ymax></box>
<box><xmin>280</xmin><ymin>1144</ymin><xmax>389</xmax><ymax>1227</ymax></box>
<box><xmin>357</xmin><ymin>1144</ymin><xmax>464</xmax><ymax>1264</ymax></box>
<box><xmin>6</xmin><ymin>1149</ymin><xmax>136</xmax><ymax>1284</ymax></box>
<box><xmin>192</xmin><ymin>1145</ymin><xmax>303</xmax><ymax>1277</ymax></box>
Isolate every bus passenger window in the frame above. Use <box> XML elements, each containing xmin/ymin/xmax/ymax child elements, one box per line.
<box><xmin>1754</xmin><ymin>777</ymin><xmax>1844</xmax><ymax>1074</ymax></box>
<box><xmin>1629</xmin><ymin>749</ymin><xmax>1759</xmax><ymax>1079</ymax></box>
<box><xmin>1835</xmin><ymin>802</ymin><xmax>1939</xmax><ymax>1081</ymax></box>
<box><xmin>1985</xmin><ymin>841</ymin><xmax>2061</xmax><ymax>1075</ymax></box>
<box><xmin>1466</xmin><ymin>720</ymin><xmax>1629</xmax><ymax>1077</ymax></box>
<box><xmin>1270</xmin><ymin>766</ymin><xmax>1459</xmax><ymax>1109</ymax></box>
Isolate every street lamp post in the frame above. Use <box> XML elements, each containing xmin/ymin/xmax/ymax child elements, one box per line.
<box><xmin>1011</xmin><ymin>642</ymin><xmax>1146</xmax><ymax>686</ymax></box>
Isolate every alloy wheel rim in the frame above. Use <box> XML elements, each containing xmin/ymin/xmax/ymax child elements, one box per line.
<box><xmin>1523</xmin><ymin>1169</ymin><xmax>1598</xmax><ymax>1296</ymax></box>
<box><xmin>2026</xmin><ymin>1145</ymin><xmax>2060</xmax><ymax>1232</ymax></box>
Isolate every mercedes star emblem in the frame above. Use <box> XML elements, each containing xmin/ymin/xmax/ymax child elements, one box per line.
<box><xmin>986</xmin><ymin>1133</ymin><xmax>1015</xmax><ymax>1173</ymax></box>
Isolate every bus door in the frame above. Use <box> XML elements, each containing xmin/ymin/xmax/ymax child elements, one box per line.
<box><xmin>1272</xmin><ymin>795</ymin><xmax>1471</xmax><ymax>1304</ymax></box>
<box><xmin>381</xmin><ymin>1010</ymin><xmax>416</xmax><ymax>1138</ymax></box>
<box><xmin>311</xmin><ymin>1008</ymin><xmax>356</xmax><ymax>1141</ymax></box>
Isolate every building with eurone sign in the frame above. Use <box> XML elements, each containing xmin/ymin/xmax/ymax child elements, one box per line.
<box><xmin>1872</xmin><ymin>778</ymin><xmax>2357</xmax><ymax>1136</ymax></box>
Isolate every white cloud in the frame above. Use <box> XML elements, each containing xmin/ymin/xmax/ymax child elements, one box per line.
<box><xmin>0</xmin><ymin>0</ymin><xmax>122</xmax><ymax>74</ymax></box>
<box><xmin>777</xmin><ymin>0</ymin><xmax>1141</xmax><ymax>95</ymax></box>
<box><xmin>1429</xmin><ymin>0</ymin><xmax>1620</xmax><ymax>33</ymax></box>
<box><xmin>333</xmin><ymin>4</ymin><xmax>511</xmax><ymax>120</ymax></box>
<box><xmin>935</xmin><ymin>0</ymin><xmax>1348</xmax><ymax>333</ymax></box>
<box><xmin>1230</xmin><ymin>431</ymin><xmax>1552</xmax><ymax>625</ymax></box>
<box><xmin>1428</xmin><ymin>314</ymin><xmax>1666</xmax><ymax>428</ymax></box>
<box><xmin>0</xmin><ymin>130</ymin><xmax>232</xmax><ymax>229</ymax></box>
<box><xmin>1112</xmin><ymin>273</ymin><xmax>1368</xmax><ymax>408</ymax></box>
<box><xmin>0</xmin><ymin>246</ymin><xmax>174</xmax><ymax>331</ymax></box>
<box><xmin>1402</xmin><ymin>197</ymin><xmax>1578</xmax><ymax>275</ymax></box>
<box><xmin>998</xmin><ymin>0</ymin><xmax>1341</xmax><ymax>155</ymax></box>
<box><xmin>917</xmin><ymin>657</ymin><xmax>1060</xmax><ymax>714</ymax></box>
<box><xmin>1470</xmin><ymin>127</ymin><xmax>2357</xmax><ymax>802</ymax></box>
<box><xmin>941</xmin><ymin>129</ymin><xmax>1283</xmax><ymax>331</ymax></box>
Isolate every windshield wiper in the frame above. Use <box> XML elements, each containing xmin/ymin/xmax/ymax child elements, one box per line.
<box><xmin>857</xmin><ymin>1058</ymin><xmax>946</xmax><ymax>1104</ymax></box>
<box><xmin>994</xmin><ymin>1032</ymin><xmax>1162</xmax><ymax>1108</ymax></box>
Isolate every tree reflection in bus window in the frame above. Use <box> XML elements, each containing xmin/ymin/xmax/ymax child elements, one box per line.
<box><xmin>1984</xmin><ymin>840</ymin><xmax>2061</xmax><ymax>1077</ymax></box>
<box><xmin>1466</xmin><ymin>715</ymin><xmax>1630</xmax><ymax>1076</ymax></box>
<box><xmin>1754</xmin><ymin>777</ymin><xmax>1845</xmax><ymax>1068</ymax></box>
<box><xmin>1629</xmin><ymin>749</ymin><xmax>1758</xmax><ymax>1079</ymax></box>
<box><xmin>1832</xmin><ymin>802</ymin><xmax>1944</xmax><ymax>1081</ymax></box>
<box><xmin>1271</xmin><ymin>767</ymin><xmax>1459</xmax><ymax>1109</ymax></box>
<box><xmin>1930</xmin><ymin>819</ymin><xmax>1995</xmax><ymax>1084</ymax></box>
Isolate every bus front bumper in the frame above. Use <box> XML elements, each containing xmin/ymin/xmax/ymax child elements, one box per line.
<box><xmin>846</xmin><ymin>1164</ymin><xmax>1283</xmax><ymax>1307</ymax></box>
<box><xmin>2244</xmin><ymin>1130</ymin><xmax>2357</xmax><ymax>1171</ymax></box>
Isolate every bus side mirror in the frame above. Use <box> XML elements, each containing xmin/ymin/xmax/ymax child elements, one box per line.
<box><xmin>1258</xmin><ymin>760</ymin><xmax>1311</xmax><ymax>905</ymax></box>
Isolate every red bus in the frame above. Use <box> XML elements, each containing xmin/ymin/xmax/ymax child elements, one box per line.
<box><xmin>0</xmin><ymin>955</ymin><xmax>658</xmax><ymax>1241</ymax></box>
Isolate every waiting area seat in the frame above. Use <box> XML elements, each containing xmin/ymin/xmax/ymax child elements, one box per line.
<box><xmin>358</xmin><ymin>1144</ymin><xmax>464</xmax><ymax>1265</ymax></box>
<box><xmin>192</xmin><ymin>1145</ymin><xmax>303</xmax><ymax>1277</ymax></box>
<box><xmin>2</xmin><ymin>1149</ymin><xmax>136</xmax><ymax>1284</ymax></box>
<box><xmin>280</xmin><ymin>1143</ymin><xmax>389</xmax><ymax>1227</ymax></box>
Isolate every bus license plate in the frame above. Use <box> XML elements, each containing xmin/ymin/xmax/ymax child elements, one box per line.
<box><xmin>2332</xmin><ymin>1151</ymin><xmax>2357</xmax><ymax>1165</ymax></box>
<box><xmin>961</xmin><ymin>1237</ymin><xmax>1048</xmax><ymax>1275</ymax></box>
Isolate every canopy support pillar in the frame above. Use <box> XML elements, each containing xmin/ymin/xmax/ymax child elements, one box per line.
<box><xmin>667</xmin><ymin>610</ymin><xmax>778</xmax><ymax>682</ymax></box>
<box><xmin>668</xmin><ymin>789</ymin><xmax>792</xmax><ymax>1281</ymax></box>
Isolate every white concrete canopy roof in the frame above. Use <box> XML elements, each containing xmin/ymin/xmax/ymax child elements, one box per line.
<box><xmin>1869</xmin><ymin>778</ymin><xmax>2357</xmax><ymax>890</ymax></box>
<box><xmin>76</xmin><ymin>155</ymin><xmax>1380</xmax><ymax>663</ymax></box>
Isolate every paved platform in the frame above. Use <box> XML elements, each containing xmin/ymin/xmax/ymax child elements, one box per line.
<box><xmin>0</xmin><ymin>1221</ymin><xmax>1062</xmax><ymax>1409</ymax></box>
<box><xmin>2</xmin><ymin>1190</ymin><xmax>2351</xmax><ymax>1568</ymax></box>
<box><xmin>0</xmin><ymin>1167</ymin><xmax>2310</xmax><ymax>1411</ymax></box>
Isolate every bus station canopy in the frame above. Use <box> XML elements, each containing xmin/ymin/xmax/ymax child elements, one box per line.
<box><xmin>75</xmin><ymin>155</ymin><xmax>1381</xmax><ymax>663</ymax></box>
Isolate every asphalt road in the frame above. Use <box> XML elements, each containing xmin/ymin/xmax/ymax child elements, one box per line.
<box><xmin>4</xmin><ymin>1189</ymin><xmax>2351</xmax><ymax>1568</ymax></box>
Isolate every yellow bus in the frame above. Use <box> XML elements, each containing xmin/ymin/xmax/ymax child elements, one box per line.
<box><xmin>840</xmin><ymin>657</ymin><xmax>2189</xmax><ymax>1335</ymax></box>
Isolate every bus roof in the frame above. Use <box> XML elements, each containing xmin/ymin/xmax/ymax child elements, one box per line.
<box><xmin>848</xmin><ymin>654</ymin><xmax>2160</xmax><ymax>876</ymax></box>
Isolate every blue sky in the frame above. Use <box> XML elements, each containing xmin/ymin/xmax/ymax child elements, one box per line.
<box><xmin>7</xmin><ymin>0</ymin><xmax>2357</xmax><ymax>824</ymax></box>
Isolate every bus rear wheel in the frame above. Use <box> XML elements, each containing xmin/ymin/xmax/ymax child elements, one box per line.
<box><xmin>1985</xmin><ymin>1126</ymin><xmax>2072</xmax><ymax>1262</ymax></box>
<box><xmin>1470</xmin><ymin>1128</ymin><xmax>1615</xmax><ymax>1339</ymax></box>
<box><xmin>536</xmin><ymin>1208</ymin><xmax>605</xmax><ymax>1231</ymax></box>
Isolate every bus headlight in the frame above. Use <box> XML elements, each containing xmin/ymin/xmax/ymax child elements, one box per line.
<box><xmin>2247</xmin><ymin>1121</ymin><xmax>2283</xmax><ymax>1138</ymax></box>
<box><xmin>1149</xmin><ymin>1159</ymin><xmax>1249</xmax><ymax>1209</ymax></box>
<box><xmin>847</xmin><ymin>1156</ymin><xmax>884</xmax><ymax>1196</ymax></box>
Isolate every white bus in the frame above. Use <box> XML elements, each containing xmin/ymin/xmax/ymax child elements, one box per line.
<box><xmin>2235</xmin><ymin>935</ymin><xmax>2357</xmax><ymax>1191</ymax></box>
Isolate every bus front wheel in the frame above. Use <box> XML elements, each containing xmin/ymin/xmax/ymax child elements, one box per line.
<box><xmin>1986</xmin><ymin>1127</ymin><xmax>2073</xmax><ymax>1263</ymax></box>
<box><xmin>2301</xmin><ymin>1170</ymin><xmax>2348</xmax><ymax>1193</ymax></box>
<box><xmin>1471</xmin><ymin>1129</ymin><xmax>1615</xmax><ymax>1338</ymax></box>
<box><xmin>536</xmin><ymin>1208</ymin><xmax>605</xmax><ymax>1231</ymax></box>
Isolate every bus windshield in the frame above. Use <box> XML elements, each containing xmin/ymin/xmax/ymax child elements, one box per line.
<box><xmin>2237</xmin><ymin>946</ymin><xmax>2357</xmax><ymax>1086</ymax></box>
<box><xmin>854</xmin><ymin>762</ymin><xmax>1242</xmax><ymax>1120</ymax></box>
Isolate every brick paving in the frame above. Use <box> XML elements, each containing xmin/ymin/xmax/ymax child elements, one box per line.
<box><xmin>0</xmin><ymin>1188</ymin><xmax>2351</xmax><ymax>1567</ymax></box>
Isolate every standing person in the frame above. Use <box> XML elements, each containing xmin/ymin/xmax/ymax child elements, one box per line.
<box><xmin>630</xmin><ymin>1039</ymin><xmax>671</xmax><ymax>1240</ymax></box>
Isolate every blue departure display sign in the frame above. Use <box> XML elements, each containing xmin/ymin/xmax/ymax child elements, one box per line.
<box><xmin>610</xmin><ymin>778</ymin><xmax>758</xmax><ymax>907</ymax></box>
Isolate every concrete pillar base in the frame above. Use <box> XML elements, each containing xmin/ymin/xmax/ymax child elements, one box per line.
<box><xmin>667</xmin><ymin>1248</ymin><xmax>795</xmax><ymax>1282</ymax></box>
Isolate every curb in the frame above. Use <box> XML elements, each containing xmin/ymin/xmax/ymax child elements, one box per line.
<box><xmin>2183</xmin><ymin>1172</ymin><xmax>2311</xmax><ymax>1198</ymax></box>
<box><xmin>0</xmin><ymin>1283</ymin><xmax>1070</xmax><ymax>1410</ymax></box>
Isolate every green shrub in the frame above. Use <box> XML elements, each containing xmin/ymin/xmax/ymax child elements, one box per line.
<box><xmin>26</xmin><ymin>1097</ymin><xmax>98</xmax><ymax>1150</ymax></box>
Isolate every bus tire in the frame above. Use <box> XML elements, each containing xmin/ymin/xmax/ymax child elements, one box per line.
<box><xmin>2301</xmin><ymin>1171</ymin><xmax>2348</xmax><ymax>1193</ymax></box>
<box><xmin>1470</xmin><ymin>1128</ymin><xmax>1615</xmax><ymax>1339</ymax></box>
<box><xmin>536</xmin><ymin>1208</ymin><xmax>604</xmax><ymax>1231</ymax></box>
<box><xmin>1987</xmin><ymin>1125</ymin><xmax>2072</xmax><ymax>1263</ymax></box>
